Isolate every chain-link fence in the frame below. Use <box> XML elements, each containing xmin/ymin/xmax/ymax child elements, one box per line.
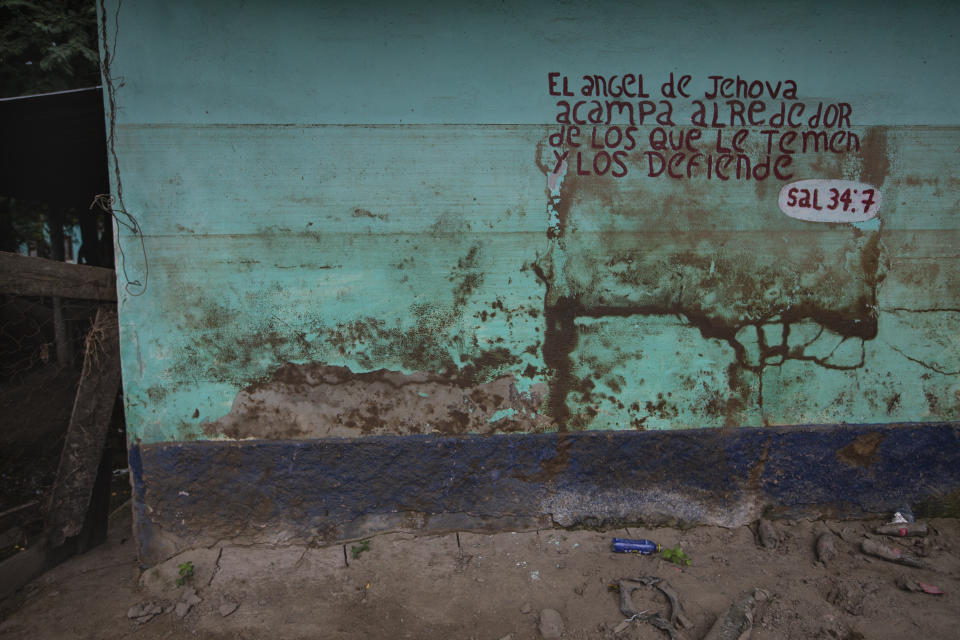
<box><xmin>0</xmin><ymin>294</ymin><xmax>99</xmax><ymax>383</ymax></box>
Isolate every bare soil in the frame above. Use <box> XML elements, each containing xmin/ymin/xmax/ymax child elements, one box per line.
<box><xmin>1</xmin><ymin>507</ymin><xmax>958</xmax><ymax>639</ymax></box>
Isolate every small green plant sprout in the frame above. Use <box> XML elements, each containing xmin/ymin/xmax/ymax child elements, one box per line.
<box><xmin>176</xmin><ymin>561</ymin><xmax>195</xmax><ymax>586</ymax></box>
<box><xmin>660</xmin><ymin>546</ymin><xmax>691</xmax><ymax>566</ymax></box>
<box><xmin>351</xmin><ymin>540</ymin><xmax>370</xmax><ymax>560</ymax></box>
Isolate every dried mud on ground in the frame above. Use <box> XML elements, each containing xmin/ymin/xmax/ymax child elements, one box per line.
<box><xmin>1</xmin><ymin>508</ymin><xmax>958</xmax><ymax>640</ymax></box>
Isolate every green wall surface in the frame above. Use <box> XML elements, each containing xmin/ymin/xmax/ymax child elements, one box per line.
<box><xmin>101</xmin><ymin>0</ymin><xmax>960</xmax><ymax>444</ymax></box>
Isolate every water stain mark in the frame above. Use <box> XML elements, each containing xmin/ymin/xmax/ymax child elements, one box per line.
<box><xmin>532</xmin><ymin>129</ymin><xmax>892</xmax><ymax>429</ymax></box>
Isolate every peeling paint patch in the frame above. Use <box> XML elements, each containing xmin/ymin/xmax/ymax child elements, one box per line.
<box><xmin>836</xmin><ymin>431</ymin><xmax>885</xmax><ymax>467</ymax></box>
<box><xmin>201</xmin><ymin>361</ymin><xmax>551</xmax><ymax>439</ymax></box>
<box><xmin>352</xmin><ymin>208</ymin><xmax>389</xmax><ymax>221</ymax></box>
<box><xmin>488</xmin><ymin>407</ymin><xmax>519</xmax><ymax>423</ymax></box>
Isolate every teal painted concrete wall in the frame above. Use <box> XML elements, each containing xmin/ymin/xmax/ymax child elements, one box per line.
<box><xmin>101</xmin><ymin>0</ymin><xmax>960</xmax><ymax>444</ymax></box>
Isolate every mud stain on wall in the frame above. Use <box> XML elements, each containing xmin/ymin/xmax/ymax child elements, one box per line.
<box><xmin>531</xmin><ymin>127</ymin><xmax>892</xmax><ymax>428</ymax></box>
<box><xmin>859</xmin><ymin>127</ymin><xmax>891</xmax><ymax>188</ymax></box>
<box><xmin>836</xmin><ymin>431</ymin><xmax>886</xmax><ymax>468</ymax></box>
<box><xmin>143</xmin><ymin>125</ymin><xmax>958</xmax><ymax>440</ymax></box>
<box><xmin>201</xmin><ymin>361</ymin><xmax>551</xmax><ymax>439</ymax></box>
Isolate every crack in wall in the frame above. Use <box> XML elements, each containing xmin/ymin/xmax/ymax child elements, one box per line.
<box><xmin>887</xmin><ymin>344</ymin><xmax>960</xmax><ymax>376</ymax></box>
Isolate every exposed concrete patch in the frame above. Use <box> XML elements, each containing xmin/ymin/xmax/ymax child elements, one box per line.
<box><xmin>545</xmin><ymin>486</ymin><xmax>764</xmax><ymax>530</ymax></box>
<box><xmin>201</xmin><ymin>362</ymin><xmax>551</xmax><ymax>439</ymax></box>
<box><xmin>836</xmin><ymin>431</ymin><xmax>885</xmax><ymax>468</ymax></box>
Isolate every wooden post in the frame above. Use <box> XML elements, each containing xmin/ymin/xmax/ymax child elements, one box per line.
<box><xmin>52</xmin><ymin>296</ymin><xmax>74</xmax><ymax>367</ymax></box>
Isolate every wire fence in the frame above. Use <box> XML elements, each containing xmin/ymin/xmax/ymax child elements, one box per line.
<box><xmin>0</xmin><ymin>294</ymin><xmax>100</xmax><ymax>384</ymax></box>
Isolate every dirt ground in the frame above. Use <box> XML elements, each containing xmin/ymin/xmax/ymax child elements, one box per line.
<box><xmin>0</xmin><ymin>507</ymin><xmax>958</xmax><ymax>640</ymax></box>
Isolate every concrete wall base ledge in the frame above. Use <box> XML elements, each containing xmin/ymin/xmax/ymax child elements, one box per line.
<box><xmin>130</xmin><ymin>422</ymin><xmax>960</xmax><ymax>566</ymax></box>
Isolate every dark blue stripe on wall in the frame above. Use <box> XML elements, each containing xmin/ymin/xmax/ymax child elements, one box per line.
<box><xmin>130</xmin><ymin>422</ymin><xmax>960</xmax><ymax>566</ymax></box>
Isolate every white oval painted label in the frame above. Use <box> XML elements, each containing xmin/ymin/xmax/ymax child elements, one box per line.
<box><xmin>778</xmin><ymin>180</ymin><xmax>881</xmax><ymax>222</ymax></box>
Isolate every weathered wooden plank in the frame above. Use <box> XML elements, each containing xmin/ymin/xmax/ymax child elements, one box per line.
<box><xmin>44</xmin><ymin>305</ymin><xmax>122</xmax><ymax>546</ymax></box>
<box><xmin>0</xmin><ymin>251</ymin><xmax>116</xmax><ymax>301</ymax></box>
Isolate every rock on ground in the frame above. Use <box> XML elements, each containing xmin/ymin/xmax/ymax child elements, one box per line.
<box><xmin>538</xmin><ymin>608</ymin><xmax>564</xmax><ymax>639</ymax></box>
<box><xmin>757</xmin><ymin>519</ymin><xmax>779</xmax><ymax>549</ymax></box>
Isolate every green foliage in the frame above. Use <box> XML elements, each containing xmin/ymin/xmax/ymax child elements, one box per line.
<box><xmin>660</xmin><ymin>546</ymin><xmax>691</xmax><ymax>566</ymax></box>
<box><xmin>176</xmin><ymin>561</ymin><xmax>194</xmax><ymax>587</ymax></box>
<box><xmin>0</xmin><ymin>0</ymin><xmax>100</xmax><ymax>97</ymax></box>
<box><xmin>350</xmin><ymin>540</ymin><xmax>370</xmax><ymax>560</ymax></box>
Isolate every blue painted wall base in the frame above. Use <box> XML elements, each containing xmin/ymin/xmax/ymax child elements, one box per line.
<box><xmin>130</xmin><ymin>423</ymin><xmax>960</xmax><ymax>566</ymax></box>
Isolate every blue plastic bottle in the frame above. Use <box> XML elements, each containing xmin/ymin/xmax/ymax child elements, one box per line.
<box><xmin>612</xmin><ymin>538</ymin><xmax>661</xmax><ymax>554</ymax></box>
